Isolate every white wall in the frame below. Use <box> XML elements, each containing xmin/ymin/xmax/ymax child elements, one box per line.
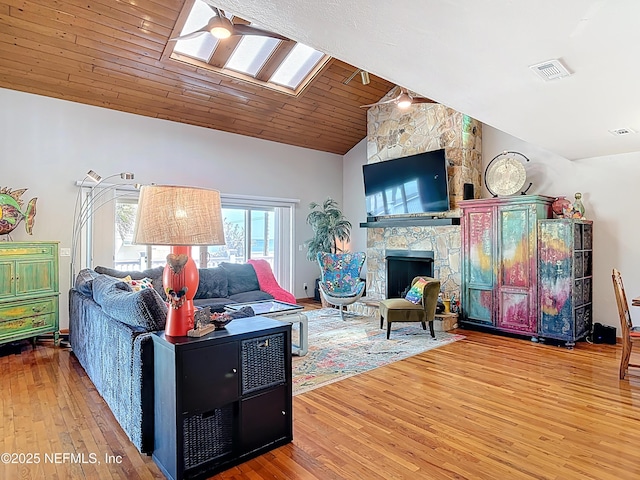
<box><xmin>483</xmin><ymin>126</ymin><xmax>639</xmax><ymax>330</ymax></box>
<box><xmin>342</xmin><ymin>137</ymin><xmax>368</xmax><ymax>273</ymax></box>
<box><xmin>1</xmin><ymin>88</ymin><xmax>343</xmax><ymax>329</ymax></box>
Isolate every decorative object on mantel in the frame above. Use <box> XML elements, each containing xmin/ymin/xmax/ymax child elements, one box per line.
<box><xmin>484</xmin><ymin>151</ymin><xmax>533</xmax><ymax>197</ymax></box>
<box><xmin>0</xmin><ymin>187</ymin><xmax>37</xmax><ymax>238</ymax></box>
<box><xmin>449</xmin><ymin>292</ymin><xmax>460</xmax><ymax>314</ymax></box>
<box><xmin>551</xmin><ymin>196</ymin><xmax>572</xmax><ymax>218</ymax></box>
<box><xmin>552</xmin><ymin>193</ymin><xmax>586</xmax><ymax>219</ymax></box>
<box><xmin>571</xmin><ymin>192</ymin><xmax>586</xmax><ymax>219</ymax></box>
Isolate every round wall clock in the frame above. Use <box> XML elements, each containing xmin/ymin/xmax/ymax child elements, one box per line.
<box><xmin>484</xmin><ymin>151</ymin><xmax>533</xmax><ymax>197</ymax></box>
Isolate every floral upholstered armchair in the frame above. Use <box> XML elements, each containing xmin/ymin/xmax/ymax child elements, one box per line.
<box><xmin>317</xmin><ymin>252</ymin><xmax>366</xmax><ymax>319</ymax></box>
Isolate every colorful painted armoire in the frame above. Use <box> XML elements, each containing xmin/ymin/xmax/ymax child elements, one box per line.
<box><xmin>0</xmin><ymin>242</ymin><xmax>60</xmax><ymax>346</ymax></box>
<box><xmin>460</xmin><ymin>195</ymin><xmax>554</xmax><ymax>336</ymax></box>
<box><xmin>538</xmin><ymin>219</ymin><xmax>593</xmax><ymax>347</ymax></box>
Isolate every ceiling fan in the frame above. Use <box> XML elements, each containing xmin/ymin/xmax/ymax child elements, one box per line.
<box><xmin>171</xmin><ymin>0</ymin><xmax>288</xmax><ymax>42</ymax></box>
<box><xmin>360</xmin><ymin>87</ymin><xmax>436</xmax><ymax>109</ymax></box>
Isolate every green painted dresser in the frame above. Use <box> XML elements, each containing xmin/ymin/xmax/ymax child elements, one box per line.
<box><xmin>0</xmin><ymin>242</ymin><xmax>59</xmax><ymax>346</ymax></box>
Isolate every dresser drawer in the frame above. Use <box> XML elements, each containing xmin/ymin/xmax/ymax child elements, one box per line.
<box><xmin>0</xmin><ymin>313</ymin><xmax>56</xmax><ymax>340</ymax></box>
<box><xmin>0</xmin><ymin>297</ymin><xmax>57</xmax><ymax>321</ymax></box>
<box><xmin>0</xmin><ymin>244</ymin><xmax>55</xmax><ymax>258</ymax></box>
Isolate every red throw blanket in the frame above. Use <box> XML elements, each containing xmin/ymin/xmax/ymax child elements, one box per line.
<box><xmin>247</xmin><ymin>259</ymin><xmax>297</xmax><ymax>304</ymax></box>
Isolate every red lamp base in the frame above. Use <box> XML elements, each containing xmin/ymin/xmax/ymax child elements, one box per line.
<box><xmin>163</xmin><ymin>246</ymin><xmax>199</xmax><ymax>336</ymax></box>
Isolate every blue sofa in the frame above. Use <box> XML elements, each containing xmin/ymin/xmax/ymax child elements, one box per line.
<box><xmin>94</xmin><ymin>262</ymin><xmax>275</xmax><ymax>311</ymax></box>
<box><xmin>69</xmin><ymin>271</ymin><xmax>165</xmax><ymax>453</ymax></box>
<box><xmin>69</xmin><ymin>263</ymin><xmax>269</xmax><ymax>453</ymax></box>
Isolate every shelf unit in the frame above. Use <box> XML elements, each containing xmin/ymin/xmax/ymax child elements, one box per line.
<box><xmin>152</xmin><ymin>316</ymin><xmax>292</xmax><ymax>480</ymax></box>
<box><xmin>538</xmin><ymin>219</ymin><xmax>593</xmax><ymax>347</ymax></box>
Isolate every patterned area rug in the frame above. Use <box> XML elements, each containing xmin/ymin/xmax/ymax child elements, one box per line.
<box><xmin>292</xmin><ymin>308</ymin><xmax>465</xmax><ymax>395</ymax></box>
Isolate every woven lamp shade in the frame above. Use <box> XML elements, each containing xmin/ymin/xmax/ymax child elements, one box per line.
<box><xmin>133</xmin><ymin>185</ymin><xmax>225</xmax><ymax>246</ymax></box>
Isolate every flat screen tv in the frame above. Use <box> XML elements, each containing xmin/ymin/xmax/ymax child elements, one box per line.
<box><xmin>362</xmin><ymin>149</ymin><xmax>450</xmax><ymax>217</ymax></box>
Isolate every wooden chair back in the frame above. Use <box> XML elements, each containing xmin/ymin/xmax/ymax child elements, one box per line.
<box><xmin>612</xmin><ymin>268</ymin><xmax>632</xmax><ymax>337</ymax></box>
<box><xmin>612</xmin><ymin>268</ymin><xmax>640</xmax><ymax>379</ymax></box>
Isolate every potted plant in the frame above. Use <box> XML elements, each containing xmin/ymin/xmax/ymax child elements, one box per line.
<box><xmin>305</xmin><ymin>198</ymin><xmax>352</xmax><ymax>301</ymax></box>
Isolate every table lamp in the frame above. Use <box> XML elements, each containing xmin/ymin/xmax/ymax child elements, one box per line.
<box><xmin>133</xmin><ymin>185</ymin><xmax>225</xmax><ymax>336</ymax></box>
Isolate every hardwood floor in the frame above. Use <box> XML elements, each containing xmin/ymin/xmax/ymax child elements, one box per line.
<box><xmin>3</xmin><ymin>324</ymin><xmax>640</xmax><ymax>479</ymax></box>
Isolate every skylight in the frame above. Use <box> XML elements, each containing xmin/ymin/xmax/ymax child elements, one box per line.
<box><xmin>225</xmin><ymin>36</ymin><xmax>280</xmax><ymax>76</ymax></box>
<box><xmin>270</xmin><ymin>44</ymin><xmax>325</xmax><ymax>89</ymax></box>
<box><xmin>165</xmin><ymin>0</ymin><xmax>330</xmax><ymax>95</ymax></box>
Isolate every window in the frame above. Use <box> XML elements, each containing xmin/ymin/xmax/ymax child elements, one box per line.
<box><xmin>109</xmin><ymin>192</ymin><xmax>295</xmax><ymax>291</ymax></box>
<box><xmin>164</xmin><ymin>0</ymin><xmax>330</xmax><ymax>95</ymax></box>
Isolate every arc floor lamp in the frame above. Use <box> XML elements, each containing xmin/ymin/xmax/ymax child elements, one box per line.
<box><xmin>71</xmin><ymin>170</ymin><xmax>136</xmax><ymax>287</ymax></box>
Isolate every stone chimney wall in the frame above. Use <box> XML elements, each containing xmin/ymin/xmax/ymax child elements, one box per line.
<box><xmin>366</xmin><ymin>87</ymin><xmax>483</xmax><ymax>211</ymax></box>
<box><xmin>364</xmin><ymin>90</ymin><xmax>482</xmax><ymax>299</ymax></box>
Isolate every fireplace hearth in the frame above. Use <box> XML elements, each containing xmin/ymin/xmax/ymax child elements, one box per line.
<box><xmin>385</xmin><ymin>250</ymin><xmax>434</xmax><ymax>298</ymax></box>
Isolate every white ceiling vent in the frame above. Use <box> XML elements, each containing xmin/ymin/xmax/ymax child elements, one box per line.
<box><xmin>609</xmin><ymin>128</ymin><xmax>636</xmax><ymax>136</ymax></box>
<box><xmin>529</xmin><ymin>59</ymin><xmax>572</xmax><ymax>81</ymax></box>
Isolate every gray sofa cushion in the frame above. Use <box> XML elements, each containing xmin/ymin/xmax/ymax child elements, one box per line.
<box><xmin>95</xmin><ymin>265</ymin><xmax>166</xmax><ymax>300</ymax></box>
<box><xmin>220</xmin><ymin>262</ymin><xmax>260</xmax><ymax>296</ymax></box>
<box><xmin>193</xmin><ymin>297</ymin><xmax>235</xmax><ymax>309</ymax></box>
<box><xmin>195</xmin><ymin>267</ymin><xmax>228</xmax><ymax>299</ymax></box>
<box><xmin>92</xmin><ymin>275</ymin><xmax>167</xmax><ymax>331</ymax></box>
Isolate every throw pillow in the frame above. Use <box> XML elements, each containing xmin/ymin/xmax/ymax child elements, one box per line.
<box><xmin>92</xmin><ymin>275</ymin><xmax>167</xmax><ymax>331</ymax></box>
<box><xmin>194</xmin><ymin>267</ymin><xmax>229</xmax><ymax>299</ymax></box>
<box><xmin>219</xmin><ymin>262</ymin><xmax>260</xmax><ymax>296</ymax></box>
<box><xmin>121</xmin><ymin>276</ymin><xmax>154</xmax><ymax>292</ymax></box>
<box><xmin>95</xmin><ymin>265</ymin><xmax>166</xmax><ymax>300</ymax></box>
<box><xmin>405</xmin><ymin>278</ymin><xmax>429</xmax><ymax>304</ymax></box>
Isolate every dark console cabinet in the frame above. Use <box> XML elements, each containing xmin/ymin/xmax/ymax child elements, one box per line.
<box><xmin>152</xmin><ymin>317</ymin><xmax>292</xmax><ymax>480</ymax></box>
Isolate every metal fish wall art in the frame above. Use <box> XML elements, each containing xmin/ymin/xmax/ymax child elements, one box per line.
<box><xmin>0</xmin><ymin>187</ymin><xmax>37</xmax><ymax>236</ymax></box>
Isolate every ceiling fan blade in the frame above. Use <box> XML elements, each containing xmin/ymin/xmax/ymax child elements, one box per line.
<box><xmin>411</xmin><ymin>97</ymin><xmax>437</xmax><ymax>104</ymax></box>
<box><xmin>359</xmin><ymin>97</ymin><xmax>399</xmax><ymax>108</ymax></box>
<box><xmin>232</xmin><ymin>23</ymin><xmax>289</xmax><ymax>41</ymax></box>
<box><xmin>200</xmin><ymin>0</ymin><xmax>221</xmax><ymax>14</ymax></box>
<box><xmin>170</xmin><ymin>28</ymin><xmax>208</xmax><ymax>41</ymax></box>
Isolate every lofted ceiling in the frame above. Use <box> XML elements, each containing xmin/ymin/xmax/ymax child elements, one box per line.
<box><xmin>0</xmin><ymin>0</ymin><xmax>395</xmax><ymax>155</ymax></box>
<box><xmin>4</xmin><ymin>1</ymin><xmax>637</xmax><ymax>160</ymax></box>
<box><xmin>214</xmin><ymin>0</ymin><xmax>640</xmax><ymax>161</ymax></box>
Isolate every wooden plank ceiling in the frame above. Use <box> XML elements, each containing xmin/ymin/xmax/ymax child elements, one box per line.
<box><xmin>0</xmin><ymin>0</ymin><xmax>396</xmax><ymax>155</ymax></box>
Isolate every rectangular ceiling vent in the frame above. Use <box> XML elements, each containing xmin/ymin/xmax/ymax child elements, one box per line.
<box><xmin>609</xmin><ymin>128</ymin><xmax>636</xmax><ymax>136</ymax></box>
<box><xmin>529</xmin><ymin>59</ymin><xmax>572</xmax><ymax>81</ymax></box>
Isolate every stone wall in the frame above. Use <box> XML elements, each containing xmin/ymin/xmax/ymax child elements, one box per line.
<box><xmin>366</xmin><ymin>87</ymin><xmax>483</xmax><ymax>212</ymax></box>
<box><xmin>363</xmin><ymin>89</ymin><xmax>481</xmax><ymax>300</ymax></box>
<box><xmin>366</xmin><ymin>225</ymin><xmax>461</xmax><ymax>300</ymax></box>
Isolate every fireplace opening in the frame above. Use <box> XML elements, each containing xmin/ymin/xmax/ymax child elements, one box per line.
<box><xmin>385</xmin><ymin>250</ymin><xmax>435</xmax><ymax>298</ymax></box>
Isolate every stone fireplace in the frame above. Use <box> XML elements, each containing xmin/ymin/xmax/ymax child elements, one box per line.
<box><xmin>361</xmin><ymin>89</ymin><xmax>482</xmax><ymax>302</ymax></box>
<box><xmin>385</xmin><ymin>250</ymin><xmax>434</xmax><ymax>298</ymax></box>
<box><xmin>365</xmin><ymin>225</ymin><xmax>461</xmax><ymax>300</ymax></box>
